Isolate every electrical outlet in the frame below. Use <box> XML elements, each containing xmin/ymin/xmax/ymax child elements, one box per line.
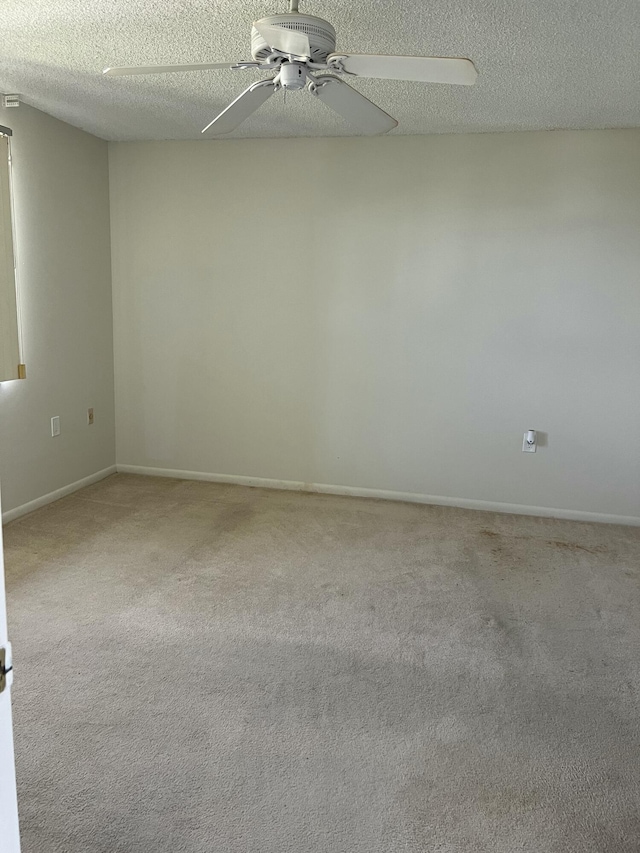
<box><xmin>87</xmin><ymin>407</ymin><xmax>94</xmax><ymax>425</ymax></box>
<box><xmin>51</xmin><ymin>416</ymin><xmax>60</xmax><ymax>437</ymax></box>
<box><xmin>522</xmin><ymin>429</ymin><xmax>537</xmax><ymax>452</ymax></box>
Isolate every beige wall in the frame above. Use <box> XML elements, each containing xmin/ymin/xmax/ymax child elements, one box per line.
<box><xmin>109</xmin><ymin>130</ymin><xmax>640</xmax><ymax>521</ymax></box>
<box><xmin>0</xmin><ymin>105</ymin><xmax>115</xmax><ymax>514</ymax></box>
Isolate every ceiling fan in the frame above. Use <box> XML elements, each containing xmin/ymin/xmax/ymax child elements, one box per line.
<box><xmin>104</xmin><ymin>0</ymin><xmax>477</xmax><ymax>136</ymax></box>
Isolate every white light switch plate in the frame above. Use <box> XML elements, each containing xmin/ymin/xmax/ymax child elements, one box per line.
<box><xmin>51</xmin><ymin>416</ymin><xmax>60</xmax><ymax>437</ymax></box>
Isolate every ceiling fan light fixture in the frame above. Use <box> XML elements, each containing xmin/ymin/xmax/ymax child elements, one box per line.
<box><xmin>278</xmin><ymin>62</ymin><xmax>308</xmax><ymax>90</ymax></box>
<box><xmin>104</xmin><ymin>1</ymin><xmax>477</xmax><ymax>136</ymax></box>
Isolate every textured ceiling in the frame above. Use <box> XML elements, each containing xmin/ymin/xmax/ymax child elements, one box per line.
<box><xmin>1</xmin><ymin>0</ymin><xmax>640</xmax><ymax>141</ymax></box>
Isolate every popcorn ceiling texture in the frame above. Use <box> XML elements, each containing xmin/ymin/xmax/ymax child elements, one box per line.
<box><xmin>1</xmin><ymin>0</ymin><xmax>640</xmax><ymax>140</ymax></box>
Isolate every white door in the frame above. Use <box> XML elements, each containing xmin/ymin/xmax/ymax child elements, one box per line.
<box><xmin>0</xmin><ymin>486</ymin><xmax>20</xmax><ymax>851</ymax></box>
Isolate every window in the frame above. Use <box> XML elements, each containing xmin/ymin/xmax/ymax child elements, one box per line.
<box><xmin>0</xmin><ymin>128</ymin><xmax>22</xmax><ymax>382</ymax></box>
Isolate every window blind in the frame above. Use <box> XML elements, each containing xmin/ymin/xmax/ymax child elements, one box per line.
<box><xmin>0</xmin><ymin>131</ymin><xmax>22</xmax><ymax>382</ymax></box>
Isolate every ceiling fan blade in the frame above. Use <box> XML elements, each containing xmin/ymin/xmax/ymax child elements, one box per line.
<box><xmin>328</xmin><ymin>54</ymin><xmax>477</xmax><ymax>85</ymax></box>
<box><xmin>202</xmin><ymin>79</ymin><xmax>276</xmax><ymax>135</ymax></box>
<box><xmin>253</xmin><ymin>21</ymin><xmax>310</xmax><ymax>57</ymax></box>
<box><xmin>103</xmin><ymin>62</ymin><xmax>253</xmax><ymax>76</ymax></box>
<box><xmin>311</xmin><ymin>76</ymin><xmax>397</xmax><ymax>135</ymax></box>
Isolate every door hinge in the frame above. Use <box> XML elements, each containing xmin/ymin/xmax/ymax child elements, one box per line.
<box><xmin>0</xmin><ymin>644</ymin><xmax>13</xmax><ymax>694</ymax></box>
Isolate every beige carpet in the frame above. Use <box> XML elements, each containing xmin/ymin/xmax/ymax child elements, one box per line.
<box><xmin>4</xmin><ymin>473</ymin><xmax>640</xmax><ymax>852</ymax></box>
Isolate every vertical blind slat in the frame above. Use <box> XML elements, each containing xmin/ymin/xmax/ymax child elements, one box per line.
<box><xmin>0</xmin><ymin>136</ymin><xmax>20</xmax><ymax>382</ymax></box>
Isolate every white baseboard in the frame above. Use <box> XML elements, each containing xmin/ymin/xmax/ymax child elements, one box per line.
<box><xmin>2</xmin><ymin>465</ymin><xmax>117</xmax><ymax>524</ymax></box>
<box><xmin>116</xmin><ymin>464</ymin><xmax>640</xmax><ymax>527</ymax></box>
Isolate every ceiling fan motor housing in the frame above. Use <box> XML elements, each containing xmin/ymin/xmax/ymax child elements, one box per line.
<box><xmin>251</xmin><ymin>14</ymin><xmax>337</xmax><ymax>62</ymax></box>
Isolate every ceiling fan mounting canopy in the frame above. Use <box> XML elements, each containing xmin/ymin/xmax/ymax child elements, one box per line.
<box><xmin>103</xmin><ymin>0</ymin><xmax>477</xmax><ymax>136</ymax></box>
<box><xmin>251</xmin><ymin>14</ymin><xmax>336</xmax><ymax>64</ymax></box>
